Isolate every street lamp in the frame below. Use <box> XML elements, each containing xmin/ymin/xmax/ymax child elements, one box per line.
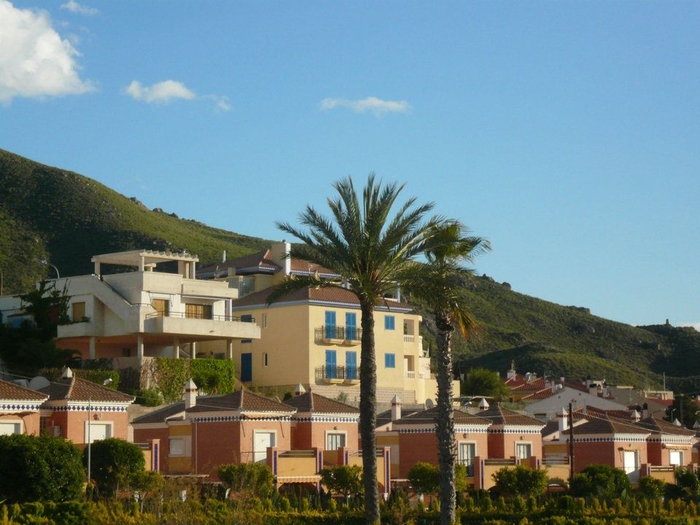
<box><xmin>40</xmin><ymin>259</ymin><xmax>60</xmax><ymax>279</ymax></box>
<box><xmin>87</xmin><ymin>377</ymin><xmax>113</xmax><ymax>494</ymax></box>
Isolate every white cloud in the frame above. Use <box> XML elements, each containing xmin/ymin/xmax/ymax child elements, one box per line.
<box><xmin>0</xmin><ymin>0</ymin><xmax>95</xmax><ymax>104</ymax></box>
<box><xmin>125</xmin><ymin>80</ymin><xmax>196</xmax><ymax>103</ymax></box>
<box><xmin>60</xmin><ymin>1</ymin><xmax>98</xmax><ymax>16</ymax></box>
<box><xmin>320</xmin><ymin>96</ymin><xmax>411</xmax><ymax>116</ymax></box>
<box><xmin>681</xmin><ymin>323</ymin><xmax>700</xmax><ymax>332</ymax></box>
<box><xmin>126</xmin><ymin>80</ymin><xmax>231</xmax><ymax>112</ymax></box>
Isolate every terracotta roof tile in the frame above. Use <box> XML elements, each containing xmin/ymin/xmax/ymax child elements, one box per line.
<box><xmin>186</xmin><ymin>389</ymin><xmax>296</xmax><ymax>415</ymax></box>
<box><xmin>575</xmin><ymin>413</ymin><xmax>650</xmax><ymax>436</ymax></box>
<box><xmin>0</xmin><ymin>379</ymin><xmax>48</xmax><ymax>402</ymax></box>
<box><xmin>132</xmin><ymin>402</ymin><xmax>186</xmax><ymax>425</ymax></box>
<box><xmin>40</xmin><ymin>377</ymin><xmax>134</xmax><ymax>404</ymax></box>
<box><xmin>478</xmin><ymin>406</ymin><xmax>546</xmax><ymax>428</ymax></box>
<box><xmin>635</xmin><ymin>414</ymin><xmax>696</xmax><ymax>437</ymax></box>
<box><xmin>393</xmin><ymin>406</ymin><xmax>491</xmax><ymax>427</ymax></box>
<box><xmin>284</xmin><ymin>391</ymin><xmax>359</xmax><ymax>414</ymax></box>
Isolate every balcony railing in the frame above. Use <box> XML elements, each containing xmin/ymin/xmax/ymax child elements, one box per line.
<box><xmin>145</xmin><ymin>312</ymin><xmax>255</xmax><ymax>323</ymax></box>
<box><xmin>315</xmin><ymin>365</ymin><xmax>360</xmax><ymax>382</ymax></box>
<box><xmin>315</xmin><ymin>325</ymin><xmax>362</xmax><ymax>343</ymax></box>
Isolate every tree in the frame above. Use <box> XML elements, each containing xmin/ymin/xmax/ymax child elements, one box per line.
<box><xmin>402</xmin><ymin>222</ymin><xmax>489</xmax><ymax>525</ymax></box>
<box><xmin>320</xmin><ymin>465</ymin><xmax>363</xmax><ymax>500</ymax></box>
<box><xmin>407</xmin><ymin>462</ymin><xmax>440</xmax><ymax>496</ymax></box>
<box><xmin>462</xmin><ymin>367</ymin><xmax>510</xmax><ymax>400</ymax></box>
<box><xmin>492</xmin><ymin>465</ymin><xmax>548</xmax><ymax>498</ymax></box>
<box><xmin>0</xmin><ymin>434</ymin><xmax>84</xmax><ymax>503</ymax></box>
<box><xmin>571</xmin><ymin>464</ymin><xmax>631</xmax><ymax>500</ymax></box>
<box><xmin>269</xmin><ymin>174</ymin><xmax>448</xmax><ymax>524</ymax></box>
<box><xmin>217</xmin><ymin>462</ymin><xmax>275</xmax><ymax>500</ymax></box>
<box><xmin>666</xmin><ymin>394</ymin><xmax>698</xmax><ymax>429</ymax></box>
<box><xmin>84</xmin><ymin>438</ymin><xmax>146</xmax><ymax>498</ymax></box>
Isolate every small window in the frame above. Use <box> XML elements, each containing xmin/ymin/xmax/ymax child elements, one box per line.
<box><xmin>72</xmin><ymin>301</ymin><xmax>86</xmax><ymax>321</ymax></box>
<box><xmin>515</xmin><ymin>442</ymin><xmax>532</xmax><ymax>459</ymax></box>
<box><xmin>385</xmin><ymin>353</ymin><xmax>396</xmax><ymax>368</ymax></box>
<box><xmin>385</xmin><ymin>315</ymin><xmax>395</xmax><ymax>330</ymax></box>
<box><xmin>170</xmin><ymin>437</ymin><xmax>189</xmax><ymax>456</ymax></box>
<box><xmin>670</xmin><ymin>450</ymin><xmax>683</xmax><ymax>466</ymax></box>
<box><xmin>326</xmin><ymin>432</ymin><xmax>346</xmax><ymax>451</ymax></box>
<box><xmin>263</xmin><ymin>353</ymin><xmax>268</xmax><ymax>367</ymax></box>
<box><xmin>262</xmin><ymin>314</ymin><xmax>268</xmax><ymax>328</ymax></box>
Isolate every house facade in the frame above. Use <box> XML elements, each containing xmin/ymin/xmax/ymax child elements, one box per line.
<box><xmin>53</xmin><ymin>250</ymin><xmax>260</xmax><ymax>368</ymax></box>
<box><xmin>0</xmin><ymin>379</ymin><xmax>48</xmax><ymax>436</ymax></box>
<box><xmin>198</xmin><ymin>242</ymin><xmax>446</xmax><ymax>406</ymax></box>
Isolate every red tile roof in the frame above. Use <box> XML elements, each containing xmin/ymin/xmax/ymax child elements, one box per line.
<box><xmin>478</xmin><ymin>406</ymin><xmax>546</xmax><ymax>428</ymax></box>
<box><xmin>392</xmin><ymin>406</ymin><xmax>491</xmax><ymax>427</ymax></box>
<box><xmin>186</xmin><ymin>389</ymin><xmax>296</xmax><ymax>415</ymax></box>
<box><xmin>40</xmin><ymin>377</ymin><xmax>134</xmax><ymax>404</ymax></box>
<box><xmin>0</xmin><ymin>380</ymin><xmax>48</xmax><ymax>402</ymax></box>
<box><xmin>284</xmin><ymin>391</ymin><xmax>359</xmax><ymax>415</ymax></box>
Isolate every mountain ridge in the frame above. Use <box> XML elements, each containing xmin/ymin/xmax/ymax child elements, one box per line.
<box><xmin>1</xmin><ymin>148</ymin><xmax>698</xmax><ymax>393</ymax></box>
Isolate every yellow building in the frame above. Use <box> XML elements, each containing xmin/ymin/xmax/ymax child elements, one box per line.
<box><xmin>199</xmin><ymin>242</ymin><xmax>444</xmax><ymax>406</ymax></box>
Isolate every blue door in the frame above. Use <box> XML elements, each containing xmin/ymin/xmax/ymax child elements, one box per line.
<box><xmin>325</xmin><ymin>311</ymin><xmax>336</xmax><ymax>339</ymax></box>
<box><xmin>346</xmin><ymin>312</ymin><xmax>357</xmax><ymax>340</ymax></box>
<box><xmin>346</xmin><ymin>351</ymin><xmax>357</xmax><ymax>380</ymax></box>
<box><xmin>325</xmin><ymin>350</ymin><xmax>337</xmax><ymax>379</ymax></box>
<box><xmin>241</xmin><ymin>353</ymin><xmax>252</xmax><ymax>381</ymax></box>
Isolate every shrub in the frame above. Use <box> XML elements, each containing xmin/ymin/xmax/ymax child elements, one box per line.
<box><xmin>571</xmin><ymin>464</ymin><xmax>631</xmax><ymax>500</ymax></box>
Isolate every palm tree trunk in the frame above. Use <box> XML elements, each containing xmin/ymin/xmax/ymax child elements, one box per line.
<box><xmin>359</xmin><ymin>301</ymin><xmax>379</xmax><ymax>524</ymax></box>
<box><xmin>436</xmin><ymin>311</ymin><xmax>456</xmax><ymax>525</ymax></box>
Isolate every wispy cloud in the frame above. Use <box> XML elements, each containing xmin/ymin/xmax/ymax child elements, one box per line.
<box><xmin>125</xmin><ymin>80</ymin><xmax>195</xmax><ymax>103</ymax></box>
<box><xmin>320</xmin><ymin>96</ymin><xmax>411</xmax><ymax>116</ymax></box>
<box><xmin>60</xmin><ymin>1</ymin><xmax>98</xmax><ymax>16</ymax></box>
<box><xmin>125</xmin><ymin>80</ymin><xmax>231</xmax><ymax>112</ymax></box>
<box><xmin>0</xmin><ymin>0</ymin><xmax>95</xmax><ymax>104</ymax></box>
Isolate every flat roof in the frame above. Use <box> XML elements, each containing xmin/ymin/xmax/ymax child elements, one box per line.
<box><xmin>91</xmin><ymin>249</ymin><xmax>199</xmax><ymax>268</ymax></box>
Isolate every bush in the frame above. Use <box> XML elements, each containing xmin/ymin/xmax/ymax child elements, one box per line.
<box><xmin>217</xmin><ymin>462</ymin><xmax>275</xmax><ymax>500</ymax></box>
<box><xmin>84</xmin><ymin>438</ymin><xmax>146</xmax><ymax>498</ymax></box>
<box><xmin>571</xmin><ymin>464</ymin><xmax>631</xmax><ymax>500</ymax></box>
<box><xmin>492</xmin><ymin>465</ymin><xmax>548</xmax><ymax>498</ymax></box>
<box><xmin>407</xmin><ymin>462</ymin><xmax>439</xmax><ymax>495</ymax></box>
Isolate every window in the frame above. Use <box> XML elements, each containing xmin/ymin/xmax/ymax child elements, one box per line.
<box><xmin>670</xmin><ymin>450</ymin><xmax>683</xmax><ymax>466</ymax></box>
<box><xmin>326</xmin><ymin>432</ymin><xmax>346</xmax><ymax>451</ymax></box>
<box><xmin>385</xmin><ymin>353</ymin><xmax>396</xmax><ymax>369</ymax></box>
<box><xmin>515</xmin><ymin>442</ymin><xmax>532</xmax><ymax>459</ymax></box>
<box><xmin>458</xmin><ymin>442</ymin><xmax>476</xmax><ymax>476</ymax></box>
<box><xmin>346</xmin><ymin>312</ymin><xmax>357</xmax><ymax>340</ymax></box>
<box><xmin>325</xmin><ymin>350</ymin><xmax>337</xmax><ymax>379</ymax></box>
<box><xmin>185</xmin><ymin>303</ymin><xmax>212</xmax><ymax>319</ymax></box>
<box><xmin>325</xmin><ymin>311</ymin><xmax>336</xmax><ymax>339</ymax></box>
<box><xmin>253</xmin><ymin>431</ymin><xmax>276</xmax><ymax>463</ymax></box>
<box><xmin>385</xmin><ymin>315</ymin><xmax>395</xmax><ymax>330</ymax></box>
<box><xmin>263</xmin><ymin>353</ymin><xmax>268</xmax><ymax>367</ymax></box>
<box><xmin>152</xmin><ymin>299</ymin><xmax>169</xmax><ymax>317</ymax></box>
<box><xmin>169</xmin><ymin>437</ymin><xmax>191</xmax><ymax>456</ymax></box>
<box><xmin>0</xmin><ymin>422</ymin><xmax>21</xmax><ymax>436</ymax></box>
<box><xmin>85</xmin><ymin>422</ymin><xmax>112</xmax><ymax>444</ymax></box>
<box><xmin>72</xmin><ymin>301</ymin><xmax>86</xmax><ymax>321</ymax></box>
<box><xmin>241</xmin><ymin>353</ymin><xmax>253</xmax><ymax>381</ymax></box>
<box><xmin>346</xmin><ymin>351</ymin><xmax>357</xmax><ymax>380</ymax></box>
<box><xmin>262</xmin><ymin>314</ymin><xmax>268</xmax><ymax>328</ymax></box>
<box><xmin>241</xmin><ymin>314</ymin><xmax>253</xmax><ymax>343</ymax></box>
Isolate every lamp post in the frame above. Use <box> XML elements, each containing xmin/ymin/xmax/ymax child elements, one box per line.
<box><xmin>40</xmin><ymin>259</ymin><xmax>60</xmax><ymax>279</ymax></box>
<box><xmin>87</xmin><ymin>377</ymin><xmax>113</xmax><ymax>494</ymax></box>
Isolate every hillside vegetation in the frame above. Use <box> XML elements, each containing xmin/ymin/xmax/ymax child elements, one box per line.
<box><xmin>1</xmin><ymin>149</ymin><xmax>698</xmax><ymax>393</ymax></box>
<box><xmin>0</xmin><ymin>149</ymin><xmax>269</xmax><ymax>291</ymax></box>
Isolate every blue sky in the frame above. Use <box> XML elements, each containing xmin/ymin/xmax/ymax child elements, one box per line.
<box><xmin>1</xmin><ymin>1</ymin><xmax>698</xmax><ymax>328</ymax></box>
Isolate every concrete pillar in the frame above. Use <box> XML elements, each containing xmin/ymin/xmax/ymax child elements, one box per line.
<box><xmin>89</xmin><ymin>337</ymin><xmax>96</xmax><ymax>359</ymax></box>
<box><xmin>173</xmin><ymin>338</ymin><xmax>180</xmax><ymax>359</ymax></box>
<box><xmin>191</xmin><ymin>342</ymin><xmax>196</xmax><ymax>359</ymax></box>
<box><xmin>227</xmin><ymin>339</ymin><xmax>233</xmax><ymax>360</ymax></box>
<box><xmin>137</xmin><ymin>335</ymin><xmax>144</xmax><ymax>359</ymax></box>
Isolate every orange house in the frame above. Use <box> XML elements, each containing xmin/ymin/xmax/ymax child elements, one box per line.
<box><xmin>132</xmin><ymin>380</ymin><xmax>296</xmax><ymax>480</ymax></box>
<box><xmin>638</xmin><ymin>414</ymin><xmax>695</xmax><ymax>468</ymax></box>
<box><xmin>0</xmin><ymin>380</ymin><xmax>48</xmax><ymax>436</ymax></box>
<box><xmin>283</xmin><ymin>389</ymin><xmax>360</xmax><ymax>465</ymax></box>
<box><xmin>391</xmin><ymin>406</ymin><xmax>491</xmax><ymax>481</ymax></box>
<box><xmin>478</xmin><ymin>406</ymin><xmax>545</xmax><ymax>463</ymax></box>
<box><xmin>38</xmin><ymin>369</ymin><xmax>134</xmax><ymax>445</ymax></box>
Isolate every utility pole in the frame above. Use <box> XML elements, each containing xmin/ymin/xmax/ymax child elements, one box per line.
<box><xmin>568</xmin><ymin>402</ymin><xmax>575</xmax><ymax>486</ymax></box>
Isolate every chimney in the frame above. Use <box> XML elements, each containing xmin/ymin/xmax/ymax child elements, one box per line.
<box><xmin>269</xmin><ymin>241</ymin><xmax>292</xmax><ymax>276</ymax></box>
<box><xmin>293</xmin><ymin>383</ymin><xmax>306</xmax><ymax>396</ymax></box>
<box><xmin>391</xmin><ymin>395</ymin><xmax>402</xmax><ymax>421</ymax></box>
<box><xmin>184</xmin><ymin>379</ymin><xmax>198</xmax><ymax>409</ymax></box>
<box><xmin>559</xmin><ymin>407</ymin><xmax>569</xmax><ymax>434</ymax></box>
<box><xmin>62</xmin><ymin>367</ymin><xmax>73</xmax><ymax>379</ymax></box>
<box><xmin>478</xmin><ymin>397</ymin><xmax>490</xmax><ymax>410</ymax></box>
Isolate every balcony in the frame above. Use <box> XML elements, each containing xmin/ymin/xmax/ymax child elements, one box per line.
<box><xmin>144</xmin><ymin>311</ymin><xmax>260</xmax><ymax>339</ymax></box>
<box><xmin>315</xmin><ymin>365</ymin><xmax>360</xmax><ymax>385</ymax></box>
<box><xmin>315</xmin><ymin>326</ymin><xmax>362</xmax><ymax>345</ymax></box>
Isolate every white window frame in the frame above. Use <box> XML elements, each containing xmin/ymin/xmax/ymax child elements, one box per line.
<box><xmin>169</xmin><ymin>436</ymin><xmax>192</xmax><ymax>457</ymax></box>
<box><xmin>84</xmin><ymin>421</ymin><xmax>114</xmax><ymax>444</ymax></box>
<box><xmin>325</xmin><ymin>431</ymin><xmax>347</xmax><ymax>451</ymax></box>
<box><xmin>670</xmin><ymin>450</ymin><xmax>683</xmax><ymax>466</ymax></box>
<box><xmin>0</xmin><ymin>421</ymin><xmax>22</xmax><ymax>435</ymax></box>
<box><xmin>515</xmin><ymin>441</ymin><xmax>532</xmax><ymax>460</ymax></box>
<box><xmin>458</xmin><ymin>441</ymin><xmax>477</xmax><ymax>476</ymax></box>
<box><xmin>253</xmin><ymin>430</ymin><xmax>277</xmax><ymax>463</ymax></box>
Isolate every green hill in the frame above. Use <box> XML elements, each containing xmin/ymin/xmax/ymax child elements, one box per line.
<box><xmin>1</xmin><ymin>149</ymin><xmax>698</xmax><ymax>393</ymax></box>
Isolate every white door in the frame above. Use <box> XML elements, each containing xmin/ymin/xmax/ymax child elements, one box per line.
<box><xmin>253</xmin><ymin>432</ymin><xmax>275</xmax><ymax>463</ymax></box>
<box><xmin>87</xmin><ymin>423</ymin><xmax>110</xmax><ymax>443</ymax></box>
<box><xmin>0</xmin><ymin>422</ymin><xmax>20</xmax><ymax>435</ymax></box>
<box><xmin>623</xmin><ymin>450</ymin><xmax>639</xmax><ymax>483</ymax></box>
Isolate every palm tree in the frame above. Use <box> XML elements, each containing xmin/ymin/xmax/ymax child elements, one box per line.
<box><xmin>403</xmin><ymin>222</ymin><xmax>490</xmax><ymax>525</ymax></box>
<box><xmin>268</xmin><ymin>174</ymin><xmax>448</xmax><ymax>524</ymax></box>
